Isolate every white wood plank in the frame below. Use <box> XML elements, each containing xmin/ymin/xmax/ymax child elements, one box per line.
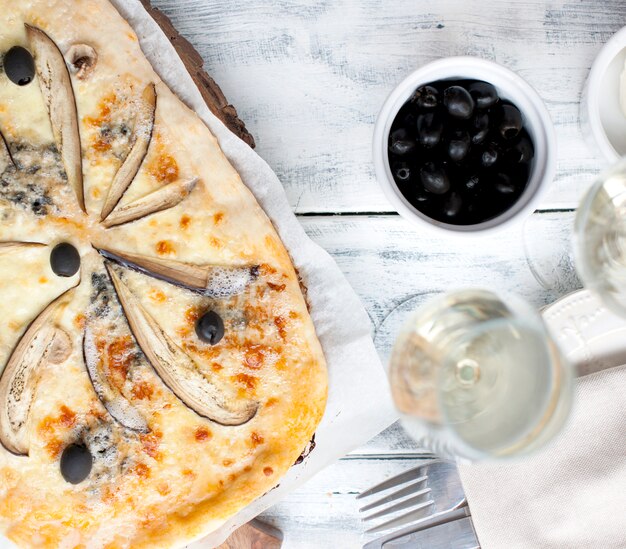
<box><xmin>152</xmin><ymin>0</ymin><xmax>624</xmax><ymax>213</ymax></box>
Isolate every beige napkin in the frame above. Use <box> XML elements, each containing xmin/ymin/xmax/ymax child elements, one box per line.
<box><xmin>458</xmin><ymin>364</ymin><xmax>626</xmax><ymax>549</ymax></box>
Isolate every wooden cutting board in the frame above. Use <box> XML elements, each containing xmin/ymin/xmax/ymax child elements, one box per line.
<box><xmin>140</xmin><ymin>3</ymin><xmax>280</xmax><ymax>548</ymax></box>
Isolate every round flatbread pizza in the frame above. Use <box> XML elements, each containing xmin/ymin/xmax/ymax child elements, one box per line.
<box><xmin>0</xmin><ymin>1</ymin><xmax>328</xmax><ymax>547</ymax></box>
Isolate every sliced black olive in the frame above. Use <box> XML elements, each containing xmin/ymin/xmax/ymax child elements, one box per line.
<box><xmin>60</xmin><ymin>444</ymin><xmax>93</xmax><ymax>484</ymax></box>
<box><xmin>499</xmin><ymin>104</ymin><xmax>523</xmax><ymax>140</ymax></box>
<box><xmin>420</xmin><ymin>162</ymin><xmax>450</xmax><ymax>195</ymax></box>
<box><xmin>471</xmin><ymin>112</ymin><xmax>490</xmax><ymax>145</ymax></box>
<box><xmin>411</xmin><ymin>85</ymin><xmax>439</xmax><ymax>110</ymax></box>
<box><xmin>389</xmin><ymin>128</ymin><xmax>416</xmax><ymax>156</ymax></box>
<box><xmin>392</xmin><ymin>162</ymin><xmax>411</xmax><ymax>182</ymax></box>
<box><xmin>50</xmin><ymin>243</ymin><xmax>80</xmax><ymax>277</ymax></box>
<box><xmin>443</xmin><ymin>192</ymin><xmax>463</xmax><ymax>218</ymax></box>
<box><xmin>416</xmin><ymin>112</ymin><xmax>443</xmax><ymax>148</ymax></box>
<box><xmin>443</xmin><ymin>85</ymin><xmax>475</xmax><ymax>120</ymax></box>
<box><xmin>480</xmin><ymin>143</ymin><xmax>500</xmax><ymax>168</ymax></box>
<box><xmin>468</xmin><ymin>81</ymin><xmax>499</xmax><ymax>109</ymax></box>
<box><xmin>3</xmin><ymin>46</ymin><xmax>35</xmax><ymax>86</ymax></box>
<box><xmin>195</xmin><ymin>311</ymin><xmax>225</xmax><ymax>345</ymax></box>
<box><xmin>447</xmin><ymin>130</ymin><xmax>471</xmax><ymax>162</ymax></box>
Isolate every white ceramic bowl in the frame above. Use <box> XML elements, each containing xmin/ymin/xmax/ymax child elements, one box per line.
<box><xmin>373</xmin><ymin>57</ymin><xmax>557</xmax><ymax>235</ymax></box>
<box><xmin>581</xmin><ymin>26</ymin><xmax>626</xmax><ymax>163</ymax></box>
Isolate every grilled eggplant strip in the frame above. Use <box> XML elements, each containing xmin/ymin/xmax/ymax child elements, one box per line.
<box><xmin>0</xmin><ymin>242</ymin><xmax>46</xmax><ymax>254</ymax></box>
<box><xmin>97</xmin><ymin>247</ymin><xmax>256</xmax><ymax>298</ymax></box>
<box><xmin>106</xmin><ymin>264</ymin><xmax>258</xmax><ymax>425</ymax></box>
<box><xmin>101</xmin><ymin>177</ymin><xmax>198</xmax><ymax>228</ymax></box>
<box><xmin>82</xmin><ymin>325</ymin><xmax>150</xmax><ymax>433</ymax></box>
<box><xmin>0</xmin><ymin>289</ymin><xmax>74</xmax><ymax>456</ymax></box>
<box><xmin>26</xmin><ymin>24</ymin><xmax>84</xmax><ymax>212</ymax></box>
<box><xmin>0</xmin><ymin>131</ymin><xmax>14</xmax><ymax>173</ymax></box>
<box><xmin>100</xmin><ymin>83</ymin><xmax>156</xmax><ymax>221</ymax></box>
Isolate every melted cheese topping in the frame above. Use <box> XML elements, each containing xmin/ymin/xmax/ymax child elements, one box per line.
<box><xmin>0</xmin><ymin>2</ymin><xmax>327</xmax><ymax>547</ymax></box>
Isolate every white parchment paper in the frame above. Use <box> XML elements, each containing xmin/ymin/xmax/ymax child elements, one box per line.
<box><xmin>107</xmin><ymin>1</ymin><xmax>398</xmax><ymax>547</ymax></box>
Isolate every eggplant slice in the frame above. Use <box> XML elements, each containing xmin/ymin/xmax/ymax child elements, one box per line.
<box><xmin>105</xmin><ymin>264</ymin><xmax>258</xmax><ymax>425</ymax></box>
<box><xmin>26</xmin><ymin>24</ymin><xmax>84</xmax><ymax>212</ymax></box>
<box><xmin>0</xmin><ymin>289</ymin><xmax>74</xmax><ymax>456</ymax></box>
<box><xmin>82</xmin><ymin>325</ymin><xmax>149</xmax><ymax>433</ymax></box>
<box><xmin>101</xmin><ymin>177</ymin><xmax>198</xmax><ymax>228</ymax></box>
<box><xmin>100</xmin><ymin>83</ymin><xmax>156</xmax><ymax>221</ymax></box>
<box><xmin>97</xmin><ymin>247</ymin><xmax>257</xmax><ymax>298</ymax></box>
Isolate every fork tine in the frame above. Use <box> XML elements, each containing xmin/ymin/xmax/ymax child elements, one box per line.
<box><xmin>365</xmin><ymin>501</ymin><xmax>436</xmax><ymax>534</ymax></box>
<box><xmin>366</xmin><ymin>498</ymin><xmax>467</xmax><ymax>535</ymax></box>
<box><xmin>361</xmin><ymin>492</ymin><xmax>433</xmax><ymax>521</ymax></box>
<box><xmin>357</xmin><ymin>464</ymin><xmax>430</xmax><ymax>499</ymax></box>
<box><xmin>358</xmin><ymin>479</ymin><xmax>429</xmax><ymax>513</ymax></box>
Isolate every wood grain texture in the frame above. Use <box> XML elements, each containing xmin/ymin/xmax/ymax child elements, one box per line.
<box><xmin>217</xmin><ymin>520</ymin><xmax>283</xmax><ymax>549</ymax></box>
<box><xmin>141</xmin><ymin>0</ymin><xmax>255</xmax><ymax>146</ymax></box>
<box><xmin>151</xmin><ymin>0</ymin><xmax>626</xmax><ymax>214</ymax></box>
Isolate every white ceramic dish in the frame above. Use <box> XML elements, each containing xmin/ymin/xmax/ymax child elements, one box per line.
<box><xmin>373</xmin><ymin>56</ymin><xmax>557</xmax><ymax>235</ymax></box>
<box><xmin>580</xmin><ymin>26</ymin><xmax>626</xmax><ymax>163</ymax></box>
<box><xmin>543</xmin><ymin>289</ymin><xmax>626</xmax><ymax>377</ymax></box>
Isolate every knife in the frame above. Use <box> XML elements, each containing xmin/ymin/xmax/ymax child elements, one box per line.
<box><xmin>363</xmin><ymin>507</ymin><xmax>473</xmax><ymax>549</ymax></box>
<box><xmin>380</xmin><ymin>515</ymin><xmax>479</xmax><ymax>549</ymax></box>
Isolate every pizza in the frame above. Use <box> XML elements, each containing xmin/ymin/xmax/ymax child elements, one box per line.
<box><xmin>0</xmin><ymin>1</ymin><xmax>328</xmax><ymax>547</ymax></box>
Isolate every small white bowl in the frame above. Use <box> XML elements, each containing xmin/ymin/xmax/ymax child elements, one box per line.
<box><xmin>373</xmin><ymin>57</ymin><xmax>557</xmax><ymax>235</ymax></box>
<box><xmin>581</xmin><ymin>26</ymin><xmax>626</xmax><ymax>163</ymax></box>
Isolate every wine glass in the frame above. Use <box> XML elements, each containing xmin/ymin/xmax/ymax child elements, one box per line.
<box><xmin>388</xmin><ymin>289</ymin><xmax>573</xmax><ymax>461</ymax></box>
<box><xmin>574</xmin><ymin>157</ymin><xmax>626</xmax><ymax>316</ymax></box>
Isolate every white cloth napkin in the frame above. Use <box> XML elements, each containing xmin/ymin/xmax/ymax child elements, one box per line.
<box><xmin>458</xmin><ymin>364</ymin><xmax>626</xmax><ymax>549</ymax></box>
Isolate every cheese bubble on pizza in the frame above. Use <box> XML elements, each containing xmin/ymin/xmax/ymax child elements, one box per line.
<box><xmin>0</xmin><ymin>1</ymin><xmax>328</xmax><ymax>547</ymax></box>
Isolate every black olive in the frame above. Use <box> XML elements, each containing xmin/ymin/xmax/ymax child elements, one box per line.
<box><xmin>3</xmin><ymin>46</ymin><xmax>35</xmax><ymax>86</ymax></box>
<box><xmin>411</xmin><ymin>85</ymin><xmax>439</xmax><ymax>110</ymax></box>
<box><xmin>443</xmin><ymin>192</ymin><xmax>463</xmax><ymax>218</ymax></box>
<box><xmin>443</xmin><ymin>85</ymin><xmax>475</xmax><ymax>120</ymax></box>
<box><xmin>416</xmin><ymin>112</ymin><xmax>443</xmax><ymax>148</ymax></box>
<box><xmin>498</xmin><ymin>104</ymin><xmax>523</xmax><ymax>140</ymax></box>
<box><xmin>389</xmin><ymin>128</ymin><xmax>416</xmax><ymax>156</ymax></box>
<box><xmin>480</xmin><ymin>143</ymin><xmax>500</xmax><ymax>168</ymax></box>
<box><xmin>447</xmin><ymin>130</ymin><xmax>471</xmax><ymax>162</ymax></box>
<box><xmin>392</xmin><ymin>162</ymin><xmax>411</xmax><ymax>182</ymax></box>
<box><xmin>494</xmin><ymin>173</ymin><xmax>516</xmax><ymax>194</ymax></box>
<box><xmin>468</xmin><ymin>81</ymin><xmax>499</xmax><ymax>109</ymax></box>
<box><xmin>420</xmin><ymin>162</ymin><xmax>450</xmax><ymax>195</ymax></box>
<box><xmin>471</xmin><ymin>112</ymin><xmax>490</xmax><ymax>145</ymax></box>
<box><xmin>506</xmin><ymin>133</ymin><xmax>534</xmax><ymax>164</ymax></box>
<box><xmin>50</xmin><ymin>243</ymin><xmax>80</xmax><ymax>277</ymax></box>
<box><xmin>195</xmin><ymin>311</ymin><xmax>225</xmax><ymax>345</ymax></box>
<box><xmin>60</xmin><ymin>444</ymin><xmax>93</xmax><ymax>484</ymax></box>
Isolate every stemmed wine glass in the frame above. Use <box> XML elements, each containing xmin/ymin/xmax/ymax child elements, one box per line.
<box><xmin>574</xmin><ymin>157</ymin><xmax>626</xmax><ymax>316</ymax></box>
<box><xmin>388</xmin><ymin>289</ymin><xmax>573</xmax><ymax>461</ymax></box>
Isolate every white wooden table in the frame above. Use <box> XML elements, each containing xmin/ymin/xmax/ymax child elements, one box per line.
<box><xmin>152</xmin><ymin>1</ymin><xmax>626</xmax><ymax>546</ymax></box>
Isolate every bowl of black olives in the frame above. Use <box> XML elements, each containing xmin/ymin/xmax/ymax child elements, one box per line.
<box><xmin>374</xmin><ymin>57</ymin><xmax>556</xmax><ymax>234</ymax></box>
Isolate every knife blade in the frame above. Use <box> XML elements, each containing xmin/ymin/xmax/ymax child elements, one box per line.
<box><xmin>381</xmin><ymin>516</ymin><xmax>479</xmax><ymax>549</ymax></box>
<box><xmin>363</xmin><ymin>506</ymin><xmax>472</xmax><ymax>549</ymax></box>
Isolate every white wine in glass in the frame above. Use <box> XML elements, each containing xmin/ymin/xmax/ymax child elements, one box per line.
<box><xmin>389</xmin><ymin>289</ymin><xmax>573</xmax><ymax>460</ymax></box>
<box><xmin>575</xmin><ymin>158</ymin><xmax>626</xmax><ymax>316</ymax></box>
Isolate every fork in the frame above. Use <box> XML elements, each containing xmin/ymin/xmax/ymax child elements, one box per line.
<box><xmin>358</xmin><ymin>459</ymin><xmax>467</xmax><ymax>536</ymax></box>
